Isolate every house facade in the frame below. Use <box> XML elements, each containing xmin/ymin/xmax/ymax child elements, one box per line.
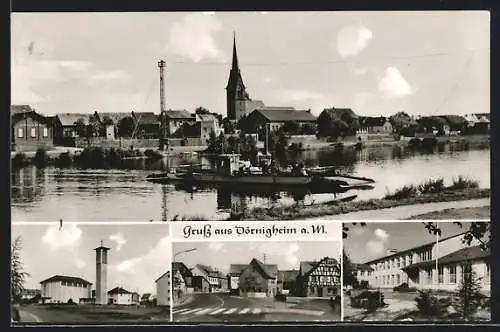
<box><xmin>246</xmin><ymin>108</ymin><xmax>317</xmax><ymax>134</ymax></box>
<box><xmin>53</xmin><ymin>113</ymin><xmax>91</xmax><ymax>146</ymax></box>
<box><xmin>107</xmin><ymin>287</ymin><xmax>133</xmax><ymax>305</ymax></box>
<box><xmin>277</xmin><ymin>269</ymin><xmax>299</xmax><ymax>295</ymax></box>
<box><xmin>162</xmin><ymin>110</ymin><xmax>195</xmax><ymax>137</ymax></box>
<box><xmin>196</xmin><ymin>114</ymin><xmax>223</xmax><ymax>145</ymax></box>
<box><xmin>131</xmin><ymin>111</ymin><xmax>162</xmax><ymax>138</ymax></box>
<box><xmin>172</xmin><ymin>262</ymin><xmax>194</xmax><ymax>300</ymax></box>
<box><xmin>192</xmin><ymin>276</ymin><xmax>211</xmax><ymax>293</ymax></box>
<box><xmin>11</xmin><ymin>105</ymin><xmax>54</xmax><ymax>152</ymax></box>
<box><xmin>155</xmin><ymin>271</ymin><xmax>170</xmax><ymax>306</ymax></box>
<box><xmin>40</xmin><ymin>275</ymin><xmax>92</xmax><ymax>304</ymax></box>
<box><xmin>237</xmin><ymin>258</ymin><xmax>278</xmax><ymax>297</ymax></box>
<box><xmin>357</xmin><ymin>232</ymin><xmax>490</xmax><ymax>293</ymax></box>
<box><xmin>353</xmin><ymin>263</ymin><xmax>374</xmax><ymax>285</ymax></box>
<box><xmin>191</xmin><ymin>264</ymin><xmax>225</xmax><ymax>293</ymax></box>
<box><xmin>358</xmin><ymin>116</ymin><xmax>393</xmax><ymax>134</ymax></box>
<box><xmin>295</xmin><ymin>257</ymin><xmax>341</xmax><ymax>297</ymax></box>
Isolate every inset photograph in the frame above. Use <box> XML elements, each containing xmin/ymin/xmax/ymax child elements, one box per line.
<box><xmin>342</xmin><ymin>221</ymin><xmax>491</xmax><ymax>322</ymax></box>
<box><xmin>171</xmin><ymin>241</ymin><xmax>341</xmax><ymax>322</ymax></box>
<box><xmin>11</xmin><ymin>223</ymin><xmax>171</xmax><ymax>324</ymax></box>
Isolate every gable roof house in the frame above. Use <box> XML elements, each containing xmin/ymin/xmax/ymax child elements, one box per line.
<box><xmin>131</xmin><ymin>111</ymin><xmax>162</xmax><ymax>139</ymax></box>
<box><xmin>162</xmin><ymin>109</ymin><xmax>196</xmax><ymax>137</ymax></box>
<box><xmin>295</xmin><ymin>257</ymin><xmax>341</xmax><ymax>297</ymax></box>
<box><xmin>11</xmin><ymin>105</ymin><xmax>55</xmax><ymax>152</ymax></box>
<box><xmin>237</xmin><ymin>258</ymin><xmax>278</xmax><ymax>297</ymax></box>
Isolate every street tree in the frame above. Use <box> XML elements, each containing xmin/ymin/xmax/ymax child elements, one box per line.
<box><xmin>455</xmin><ymin>259</ymin><xmax>485</xmax><ymax>320</ymax></box>
<box><xmin>222</xmin><ymin>117</ymin><xmax>236</xmax><ymax>134</ymax></box>
<box><xmin>239</xmin><ymin>271</ymin><xmax>267</xmax><ymax>293</ymax></box>
<box><xmin>11</xmin><ymin>236</ymin><xmax>30</xmax><ymax>304</ymax></box>
<box><xmin>342</xmin><ymin>250</ymin><xmax>359</xmax><ymax>288</ymax></box>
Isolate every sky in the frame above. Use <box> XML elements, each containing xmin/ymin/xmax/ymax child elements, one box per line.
<box><xmin>343</xmin><ymin>221</ymin><xmax>479</xmax><ymax>264</ymax></box>
<box><xmin>172</xmin><ymin>241</ymin><xmax>341</xmax><ymax>274</ymax></box>
<box><xmin>12</xmin><ymin>224</ymin><xmax>170</xmax><ymax>295</ymax></box>
<box><xmin>11</xmin><ymin>11</ymin><xmax>489</xmax><ymax>117</ymax></box>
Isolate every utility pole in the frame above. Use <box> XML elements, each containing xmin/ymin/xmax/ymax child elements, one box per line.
<box><xmin>263</xmin><ymin>253</ymin><xmax>267</xmax><ymax>264</ymax></box>
<box><xmin>158</xmin><ymin>60</ymin><xmax>167</xmax><ymax>142</ymax></box>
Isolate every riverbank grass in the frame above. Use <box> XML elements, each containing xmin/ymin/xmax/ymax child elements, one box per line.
<box><xmin>228</xmin><ymin>177</ymin><xmax>489</xmax><ymax>221</ymax></box>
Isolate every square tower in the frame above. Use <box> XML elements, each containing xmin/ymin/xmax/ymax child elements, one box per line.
<box><xmin>94</xmin><ymin>241</ymin><xmax>110</xmax><ymax>305</ymax></box>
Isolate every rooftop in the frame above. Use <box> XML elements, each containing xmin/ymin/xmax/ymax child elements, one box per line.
<box><xmin>108</xmin><ymin>287</ymin><xmax>131</xmax><ymax>295</ymax></box>
<box><xmin>250</xmin><ymin>108</ymin><xmax>316</xmax><ymax>122</ymax></box>
<box><xmin>363</xmin><ymin>231</ymin><xmax>468</xmax><ymax>265</ymax></box>
<box><xmin>163</xmin><ymin>109</ymin><xmax>194</xmax><ymax>120</ymax></box>
<box><xmin>402</xmin><ymin>245</ymin><xmax>490</xmax><ymax>271</ymax></box>
<box><xmin>40</xmin><ymin>275</ymin><xmax>92</xmax><ymax>286</ymax></box>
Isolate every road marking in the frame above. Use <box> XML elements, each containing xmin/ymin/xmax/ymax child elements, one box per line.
<box><xmin>172</xmin><ymin>308</ymin><xmax>190</xmax><ymax>314</ymax></box>
<box><xmin>223</xmin><ymin>308</ymin><xmax>238</xmax><ymax>314</ymax></box>
<box><xmin>252</xmin><ymin>308</ymin><xmax>262</xmax><ymax>314</ymax></box>
<box><xmin>180</xmin><ymin>308</ymin><xmax>204</xmax><ymax>315</ymax></box>
<box><xmin>209</xmin><ymin>308</ymin><xmax>227</xmax><ymax>315</ymax></box>
<box><xmin>239</xmin><ymin>308</ymin><xmax>251</xmax><ymax>314</ymax></box>
<box><xmin>195</xmin><ymin>308</ymin><xmax>215</xmax><ymax>315</ymax></box>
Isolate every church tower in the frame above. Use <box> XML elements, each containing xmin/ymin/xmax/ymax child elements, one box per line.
<box><xmin>94</xmin><ymin>241</ymin><xmax>110</xmax><ymax>305</ymax></box>
<box><xmin>226</xmin><ymin>33</ymin><xmax>250</xmax><ymax>120</ymax></box>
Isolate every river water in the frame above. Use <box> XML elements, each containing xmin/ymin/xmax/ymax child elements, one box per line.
<box><xmin>11</xmin><ymin>144</ymin><xmax>490</xmax><ymax>222</ymax></box>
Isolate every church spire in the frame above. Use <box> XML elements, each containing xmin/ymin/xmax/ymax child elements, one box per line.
<box><xmin>232</xmin><ymin>32</ymin><xmax>239</xmax><ymax>71</ymax></box>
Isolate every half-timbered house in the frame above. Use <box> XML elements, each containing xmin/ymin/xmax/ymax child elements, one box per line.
<box><xmin>295</xmin><ymin>257</ymin><xmax>341</xmax><ymax>297</ymax></box>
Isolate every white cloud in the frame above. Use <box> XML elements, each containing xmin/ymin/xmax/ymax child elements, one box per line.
<box><xmin>366</xmin><ymin>240</ymin><xmax>385</xmax><ymax>256</ymax></box>
<box><xmin>76</xmin><ymin>260</ymin><xmax>86</xmax><ymax>269</ymax></box>
<box><xmin>113</xmin><ymin>234</ymin><xmax>170</xmax><ymax>274</ymax></box>
<box><xmin>336</xmin><ymin>25</ymin><xmax>373</xmax><ymax>58</ymax></box>
<box><xmin>208</xmin><ymin>242</ymin><xmax>224</xmax><ymax>252</ymax></box>
<box><xmin>277</xmin><ymin>89</ymin><xmax>324</xmax><ymax>102</ymax></box>
<box><xmin>378</xmin><ymin>67</ymin><xmax>415</xmax><ymax>97</ymax></box>
<box><xmin>285</xmin><ymin>243</ymin><xmax>300</xmax><ymax>265</ymax></box>
<box><xmin>374</xmin><ymin>228</ymin><xmax>389</xmax><ymax>241</ymax></box>
<box><xmin>109</xmin><ymin>232</ymin><xmax>127</xmax><ymax>251</ymax></box>
<box><xmin>41</xmin><ymin>224</ymin><xmax>82</xmax><ymax>250</ymax></box>
<box><xmin>263</xmin><ymin>76</ymin><xmax>273</xmax><ymax>84</ymax></box>
<box><xmin>351</xmin><ymin>66</ymin><xmax>368</xmax><ymax>75</ymax></box>
<box><xmin>167</xmin><ymin>13</ymin><xmax>224</xmax><ymax>62</ymax></box>
<box><xmin>11</xmin><ymin>57</ymin><xmax>130</xmax><ymax>103</ymax></box>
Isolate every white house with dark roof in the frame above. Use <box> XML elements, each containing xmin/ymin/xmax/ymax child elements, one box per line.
<box><xmin>40</xmin><ymin>275</ymin><xmax>92</xmax><ymax>304</ymax></box>
<box><xmin>354</xmin><ymin>232</ymin><xmax>490</xmax><ymax>294</ymax></box>
<box><xmin>196</xmin><ymin>114</ymin><xmax>223</xmax><ymax>145</ymax></box>
<box><xmin>155</xmin><ymin>271</ymin><xmax>170</xmax><ymax>306</ymax></box>
<box><xmin>246</xmin><ymin>108</ymin><xmax>317</xmax><ymax>133</ymax></box>
<box><xmin>107</xmin><ymin>287</ymin><xmax>133</xmax><ymax>305</ymax></box>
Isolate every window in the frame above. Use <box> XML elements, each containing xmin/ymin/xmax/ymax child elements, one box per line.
<box><xmin>31</xmin><ymin>127</ymin><xmax>36</xmax><ymax>138</ymax></box>
<box><xmin>438</xmin><ymin>266</ymin><xmax>444</xmax><ymax>284</ymax></box>
<box><xmin>43</xmin><ymin>127</ymin><xmax>48</xmax><ymax>137</ymax></box>
<box><xmin>62</xmin><ymin>281</ymin><xmax>66</xmax><ymax>286</ymax></box>
<box><xmin>396</xmin><ymin>274</ymin><xmax>401</xmax><ymax>285</ymax></box>
<box><xmin>17</xmin><ymin>128</ymin><xmax>23</xmax><ymax>138</ymax></box>
<box><xmin>485</xmin><ymin>263</ymin><xmax>490</xmax><ymax>282</ymax></box>
<box><xmin>409</xmin><ymin>255</ymin><xmax>413</xmax><ymax>265</ymax></box>
<box><xmin>426</xmin><ymin>269</ymin><xmax>433</xmax><ymax>284</ymax></box>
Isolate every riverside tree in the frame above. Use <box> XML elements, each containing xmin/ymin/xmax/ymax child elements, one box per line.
<box><xmin>117</xmin><ymin>116</ymin><xmax>136</xmax><ymax>138</ymax></box>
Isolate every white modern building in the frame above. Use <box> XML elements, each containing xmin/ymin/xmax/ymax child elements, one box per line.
<box><xmin>40</xmin><ymin>275</ymin><xmax>92</xmax><ymax>304</ymax></box>
<box><xmin>353</xmin><ymin>232</ymin><xmax>490</xmax><ymax>293</ymax></box>
<box><xmin>155</xmin><ymin>271</ymin><xmax>170</xmax><ymax>306</ymax></box>
<box><xmin>107</xmin><ymin>287</ymin><xmax>133</xmax><ymax>305</ymax></box>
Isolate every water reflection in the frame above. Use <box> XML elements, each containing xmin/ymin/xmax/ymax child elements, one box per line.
<box><xmin>11</xmin><ymin>144</ymin><xmax>490</xmax><ymax>222</ymax></box>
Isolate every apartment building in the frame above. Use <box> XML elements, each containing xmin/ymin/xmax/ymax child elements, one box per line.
<box><xmin>354</xmin><ymin>232</ymin><xmax>490</xmax><ymax>293</ymax></box>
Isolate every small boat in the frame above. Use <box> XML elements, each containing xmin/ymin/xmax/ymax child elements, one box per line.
<box><xmin>306</xmin><ymin>166</ymin><xmax>375</xmax><ymax>184</ymax></box>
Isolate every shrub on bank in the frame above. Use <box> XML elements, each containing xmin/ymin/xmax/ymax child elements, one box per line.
<box><xmin>33</xmin><ymin>148</ymin><xmax>50</xmax><ymax>168</ymax></box>
<box><xmin>384</xmin><ymin>185</ymin><xmax>418</xmax><ymax>200</ymax></box>
<box><xmin>450</xmin><ymin>176</ymin><xmax>479</xmax><ymax>190</ymax></box>
<box><xmin>12</xmin><ymin>153</ymin><xmax>30</xmax><ymax>168</ymax></box>
<box><xmin>54</xmin><ymin>152</ymin><xmax>72</xmax><ymax>168</ymax></box>
<box><xmin>144</xmin><ymin>149</ymin><xmax>163</xmax><ymax>160</ymax></box>
<box><xmin>418</xmin><ymin>178</ymin><xmax>445</xmax><ymax>194</ymax></box>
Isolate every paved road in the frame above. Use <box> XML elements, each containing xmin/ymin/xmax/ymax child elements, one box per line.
<box><xmin>14</xmin><ymin>305</ymin><xmax>171</xmax><ymax>323</ymax></box>
<box><xmin>173</xmin><ymin>293</ymin><xmax>340</xmax><ymax>322</ymax></box>
<box><xmin>310</xmin><ymin>198</ymin><xmax>490</xmax><ymax>220</ymax></box>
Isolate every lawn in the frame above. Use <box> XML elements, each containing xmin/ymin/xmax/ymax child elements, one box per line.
<box><xmin>408</xmin><ymin>206</ymin><xmax>490</xmax><ymax>219</ymax></box>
